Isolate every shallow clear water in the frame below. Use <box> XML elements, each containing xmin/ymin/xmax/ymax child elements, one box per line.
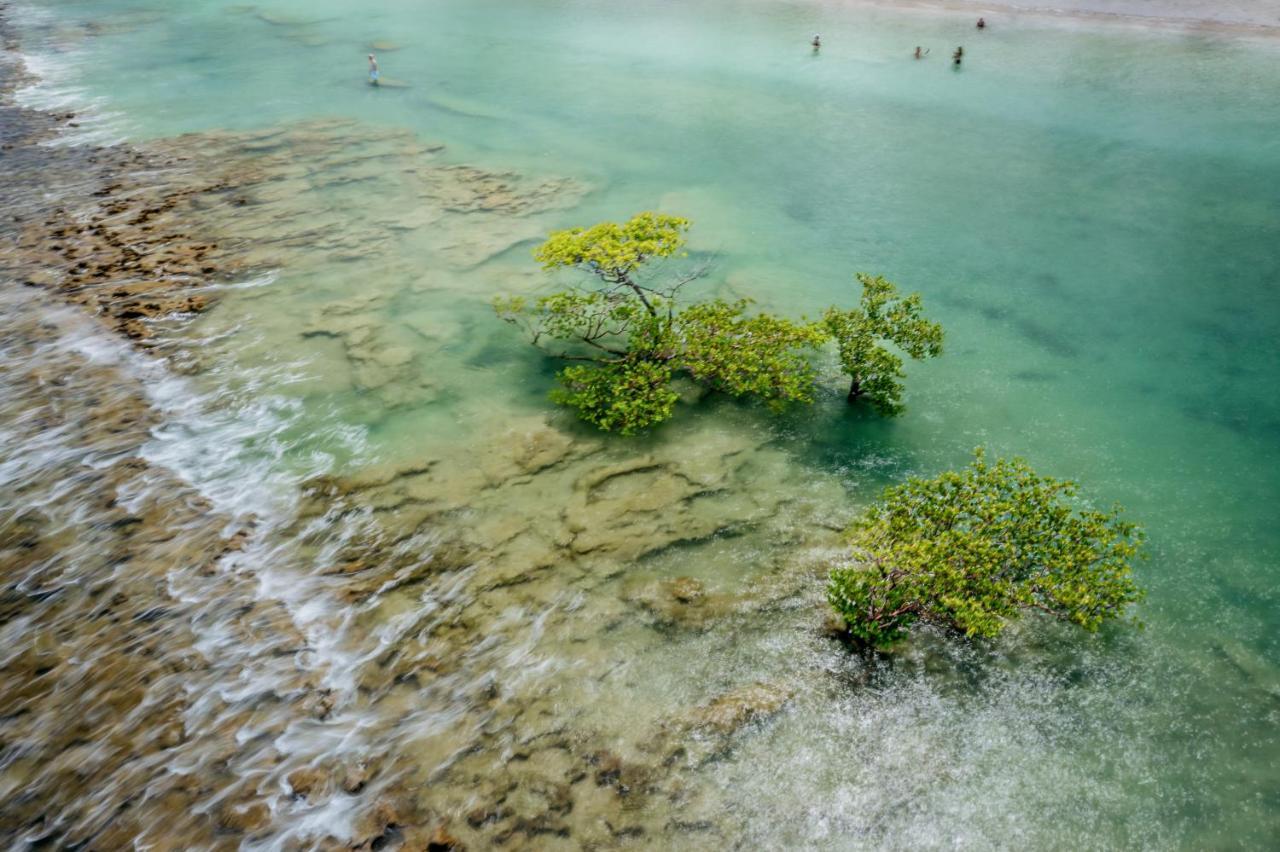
<box><xmin>7</xmin><ymin>0</ymin><xmax>1280</xmax><ymax>847</ymax></box>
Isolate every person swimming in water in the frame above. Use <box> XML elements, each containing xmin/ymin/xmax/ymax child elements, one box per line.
<box><xmin>976</xmin><ymin>17</ymin><xmax>986</xmax><ymax>29</ymax></box>
<box><xmin>811</xmin><ymin>34</ymin><xmax>821</xmax><ymax>50</ymax></box>
<box><xmin>914</xmin><ymin>46</ymin><xmax>929</xmax><ymax>59</ymax></box>
<box><xmin>953</xmin><ymin>46</ymin><xmax>964</xmax><ymax>65</ymax></box>
<box><xmin>368</xmin><ymin>53</ymin><xmax>380</xmax><ymax>85</ymax></box>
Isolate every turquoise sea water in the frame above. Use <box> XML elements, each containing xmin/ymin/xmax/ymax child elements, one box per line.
<box><xmin>10</xmin><ymin>0</ymin><xmax>1280</xmax><ymax>846</ymax></box>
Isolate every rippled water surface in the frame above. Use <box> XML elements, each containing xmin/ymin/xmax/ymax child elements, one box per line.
<box><xmin>3</xmin><ymin>0</ymin><xmax>1279</xmax><ymax>848</ymax></box>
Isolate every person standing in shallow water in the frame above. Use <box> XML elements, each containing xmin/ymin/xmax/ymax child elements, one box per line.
<box><xmin>977</xmin><ymin>17</ymin><xmax>986</xmax><ymax>29</ymax></box>
<box><xmin>953</xmin><ymin>46</ymin><xmax>964</xmax><ymax>65</ymax></box>
<box><xmin>368</xmin><ymin>53</ymin><xmax>380</xmax><ymax>86</ymax></box>
<box><xmin>914</xmin><ymin>46</ymin><xmax>929</xmax><ymax>59</ymax></box>
<box><xmin>811</xmin><ymin>34</ymin><xmax>821</xmax><ymax>51</ymax></box>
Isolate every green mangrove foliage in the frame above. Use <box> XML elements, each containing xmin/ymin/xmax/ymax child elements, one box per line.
<box><xmin>825</xmin><ymin>274</ymin><xmax>945</xmax><ymax>416</ymax></box>
<box><xmin>828</xmin><ymin>450</ymin><xmax>1146</xmax><ymax>649</ymax></box>
<box><xmin>494</xmin><ymin>212</ymin><xmax>943</xmax><ymax>433</ymax></box>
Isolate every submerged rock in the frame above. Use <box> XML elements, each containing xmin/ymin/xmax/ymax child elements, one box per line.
<box><xmin>218</xmin><ymin>799</ymin><xmax>272</xmax><ymax>834</ymax></box>
<box><xmin>686</xmin><ymin>681</ymin><xmax>795</xmax><ymax>735</ymax></box>
<box><xmin>1215</xmin><ymin>640</ymin><xmax>1280</xmax><ymax>700</ymax></box>
<box><xmin>669</xmin><ymin>576</ymin><xmax>705</xmax><ymax>603</ymax></box>
<box><xmin>0</xmin><ymin>29</ymin><xmax>866</xmax><ymax>848</ymax></box>
<box><xmin>0</xmin><ymin>291</ymin><xmax>322</xmax><ymax>847</ymax></box>
<box><xmin>287</xmin><ymin>765</ymin><xmax>332</xmax><ymax>799</ymax></box>
<box><xmin>405</xmin><ymin>824</ymin><xmax>465</xmax><ymax>851</ymax></box>
<box><xmin>256</xmin><ymin>11</ymin><xmax>324</xmax><ymax>26</ymax></box>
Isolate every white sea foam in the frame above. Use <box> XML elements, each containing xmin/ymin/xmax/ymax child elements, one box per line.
<box><xmin>10</xmin><ymin>47</ymin><xmax>130</xmax><ymax>146</ymax></box>
<box><xmin>34</xmin><ymin>281</ymin><xmax>396</xmax><ymax>845</ymax></box>
<box><xmin>195</xmin><ymin>270</ymin><xmax>281</xmax><ymax>293</ymax></box>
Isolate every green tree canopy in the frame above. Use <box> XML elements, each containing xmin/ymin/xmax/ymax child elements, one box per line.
<box><xmin>824</xmin><ymin>274</ymin><xmax>944</xmax><ymax>416</ymax></box>
<box><xmin>533</xmin><ymin>212</ymin><xmax>691</xmax><ymax>316</ymax></box>
<box><xmin>678</xmin><ymin>300</ymin><xmax>829</xmax><ymax>411</ymax></box>
<box><xmin>828</xmin><ymin>450</ymin><xmax>1146</xmax><ymax>648</ymax></box>
<box><xmin>496</xmin><ymin>212</ymin><xmax>944</xmax><ymax>434</ymax></box>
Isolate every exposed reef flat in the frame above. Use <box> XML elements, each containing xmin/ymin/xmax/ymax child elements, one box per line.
<box><xmin>0</xmin><ymin>25</ymin><xmax>851</xmax><ymax>848</ymax></box>
<box><xmin>0</xmin><ymin>285</ymin><xmax>313</xmax><ymax>848</ymax></box>
<box><xmin>283</xmin><ymin>407</ymin><xmax>848</xmax><ymax>847</ymax></box>
<box><xmin>2</xmin><ymin>106</ymin><xmax>585</xmax><ymax>350</ymax></box>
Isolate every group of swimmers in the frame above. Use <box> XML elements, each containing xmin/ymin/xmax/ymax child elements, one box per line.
<box><xmin>370</xmin><ymin>16</ymin><xmax>988</xmax><ymax>84</ymax></box>
<box><xmin>813</xmin><ymin>17</ymin><xmax>987</xmax><ymax>66</ymax></box>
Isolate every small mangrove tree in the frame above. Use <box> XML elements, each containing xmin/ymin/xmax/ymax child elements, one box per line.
<box><xmin>494</xmin><ymin>212</ymin><xmax>943</xmax><ymax>433</ymax></box>
<box><xmin>827</xmin><ymin>450</ymin><xmax>1146</xmax><ymax>649</ymax></box>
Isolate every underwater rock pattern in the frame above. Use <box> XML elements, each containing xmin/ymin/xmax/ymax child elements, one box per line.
<box><xmin>0</xmin><ymin>22</ymin><xmax>851</xmax><ymax>849</ymax></box>
<box><xmin>282</xmin><ymin>412</ymin><xmax>846</xmax><ymax>848</ymax></box>
<box><xmin>2</xmin><ymin>89</ymin><xmax>586</xmax><ymax>348</ymax></box>
<box><xmin>0</xmin><ymin>289</ymin><xmax>307</xmax><ymax>847</ymax></box>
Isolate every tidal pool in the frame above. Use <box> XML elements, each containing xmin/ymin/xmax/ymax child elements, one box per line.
<box><xmin>3</xmin><ymin>0</ymin><xmax>1279</xmax><ymax>848</ymax></box>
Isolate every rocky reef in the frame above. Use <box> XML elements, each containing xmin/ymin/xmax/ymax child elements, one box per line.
<box><xmin>2</xmin><ymin>107</ymin><xmax>584</xmax><ymax>349</ymax></box>
<box><xmin>0</xmin><ymin>15</ymin><xmax>852</xmax><ymax>848</ymax></box>
<box><xmin>280</xmin><ymin>409</ymin><xmax>846</xmax><ymax>848</ymax></box>
<box><xmin>0</xmin><ymin>286</ymin><xmax>307</xmax><ymax>847</ymax></box>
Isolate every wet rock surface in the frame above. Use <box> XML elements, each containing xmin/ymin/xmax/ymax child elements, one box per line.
<box><xmin>0</xmin><ymin>289</ymin><xmax>298</xmax><ymax>847</ymax></box>
<box><xmin>286</xmin><ymin>412</ymin><xmax>845</xmax><ymax>848</ymax></box>
<box><xmin>2</xmin><ymin>35</ymin><xmax>584</xmax><ymax>351</ymax></box>
<box><xmin>0</xmin><ymin>298</ymin><xmax>832</xmax><ymax>849</ymax></box>
<box><xmin>0</xmin><ymin>13</ymin><xmax>850</xmax><ymax>849</ymax></box>
<box><xmin>0</xmin><ymin>41</ymin><xmax>238</xmax><ymax>344</ymax></box>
